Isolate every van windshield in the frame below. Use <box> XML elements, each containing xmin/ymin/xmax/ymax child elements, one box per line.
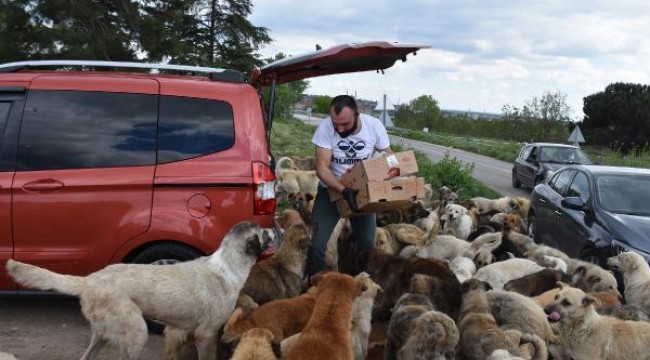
<box><xmin>538</xmin><ymin>147</ymin><xmax>591</xmax><ymax>164</ymax></box>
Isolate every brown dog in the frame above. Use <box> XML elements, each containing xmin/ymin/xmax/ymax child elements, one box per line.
<box><xmin>457</xmin><ymin>279</ymin><xmax>526</xmax><ymax>360</ymax></box>
<box><xmin>240</xmin><ymin>223</ymin><xmax>312</xmax><ymax>305</ymax></box>
<box><xmin>341</xmin><ymin>248</ymin><xmax>461</xmax><ymax>321</ymax></box>
<box><xmin>504</xmin><ymin>268</ymin><xmax>571</xmax><ymax>297</ymax></box>
<box><xmin>285</xmin><ymin>272</ymin><xmax>363</xmax><ymax>360</ymax></box>
<box><xmin>230</xmin><ymin>328</ymin><xmax>280</xmax><ymax>360</ymax></box>
<box><xmin>287</xmin><ymin>192</ymin><xmax>315</xmax><ymax>225</ymax></box>
<box><xmin>222</xmin><ymin>287</ymin><xmax>318</xmax><ymax>344</ymax></box>
<box><xmin>385</xmin><ymin>293</ymin><xmax>434</xmax><ymax>359</ymax></box>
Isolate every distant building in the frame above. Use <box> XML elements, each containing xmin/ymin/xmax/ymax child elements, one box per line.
<box><xmin>441</xmin><ymin>109</ymin><xmax>504</xmax><ymax>121</ymax></box>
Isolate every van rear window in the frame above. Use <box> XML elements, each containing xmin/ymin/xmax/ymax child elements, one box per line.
<box><xmin>157</xmin><ymin>95</ymin><xmax>235</xmax><ymax>164</ymax></box>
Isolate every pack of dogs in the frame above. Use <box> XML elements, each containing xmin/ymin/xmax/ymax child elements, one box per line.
<box><xmin>5</xmin><ymin>157</ymin><xmax>650</xmax><ymax>360</ymax></box>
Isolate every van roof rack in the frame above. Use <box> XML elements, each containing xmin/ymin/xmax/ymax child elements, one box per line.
<box><xmin>0</xmin><ymin>60</ymin><xmax>245</xmax><ymax>83</ymax></box>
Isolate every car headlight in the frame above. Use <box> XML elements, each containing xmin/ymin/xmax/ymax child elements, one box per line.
<box><xmin>611</xmin><ymin>240</ymin><xmax>650</xmax><ymax>263</ymax></box>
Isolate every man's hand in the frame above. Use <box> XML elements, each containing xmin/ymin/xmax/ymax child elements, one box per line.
<box><xmin>341</xmin><ymin>188</ymin><xmax>360</xmax><ymax>212</ymax></box>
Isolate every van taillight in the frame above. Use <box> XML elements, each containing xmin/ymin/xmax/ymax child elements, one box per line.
<box><xmin>252</xmin><ymin>161</ymin><xmax>276</xmax><ymax>215</ymax></box>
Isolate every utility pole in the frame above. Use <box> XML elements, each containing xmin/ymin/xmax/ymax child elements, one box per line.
<box><xmin>382</xmin><ymin>93</ymin><xmax>387</xmax><ymax>127</ymax></box>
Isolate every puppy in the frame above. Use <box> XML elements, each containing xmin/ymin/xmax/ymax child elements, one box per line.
<box><xmin>413</xmin><ymin>209</ymin><xmax>440</xmax><ymax>236</ymax></box>
<box><xmin>397</xmin><ymin>310</ymin><xmax>459</xmax><ymax>360</ymax></box>
<box><xmin>221</xmin><ymin>287</ymin><xmax>317</xmax><ymax>344</ymax></box>
<box><xmin>230</xmin><ymin>328</ymin><xmax>280</xmax><ymax>360</ymax></box>
<box><xmin>504</xmin><ymin>268</ymin><xmax>571</xmax><ymax>297</ymax></box>
<box><xmin>377</xmin><ymin>201</ymin><xmax>431</xmax><ymax>226</ymax></box>
<box><xmin>275</xmin><ymin>209</ymin><xmax>305</xmax><ymax>231</ymax></box>
<box><xmin>375</xmin><ymin>226</ymin><xmax>401</xmax><ymax>255</ymax></box>
<box><xmin>285</xmin><ymin>272</ymin><xmax>363</xmax><ymax>360</ymax></box>
<box><xmin>287</xmin><ymin>192</ymin><xmax>315</xmax><ymax>225</ymax></box>
<box><xmin>569</xmin><ymin>259</ymin><xmax>622</xmax><ymax>298</ymax></box>
<box><xmin>473</xmin><ymin>258</ymin><xmax>544</xmax><ymax>290</ymax></box>
<box><xmin>385</xmin><ymin>293</ymin><xmax>434</xmax><ymax>360</ymax></box>
<box><xmin>545</xmin><ymin>282</ymin><xmax>650</xmax><ymax>360</ymax></box>
<box><xmin>607</xmin><ymin>251</ymin><xmax>650</xmax><ymax>314</ymax></box>
<box><xmin>275</xmin><ymin>157</ymin><xmax>319</xmax><ymax>196</ymax></box>
<box><xmin>471</xmin><ymin>197</ymin><xmax>514</xmax><ymax>215</ymax></box>
<box><xmin>457</xmin><ymin>279</ymin><xmax>525</xmax><ymax>360</ymax></box>
<box><xmin>7</xmin><ymin>222</ymin><xmax>269</xmax><ymax>360</ymax></box>
<box><xmin>442</xmin><ymin>204</ymin><xmax>473</xmax><ymax>240</ymax></box>
<box><xmin>502</xmin><ymin>214</ymin><xmax>527</xmax><ymax>235</ymax></box>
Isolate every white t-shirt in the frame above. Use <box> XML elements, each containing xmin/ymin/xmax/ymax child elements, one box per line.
<box><xmin>312</xmin><ymin>113</ymin><xmax>390</xmax><ymax>179</ymax></box>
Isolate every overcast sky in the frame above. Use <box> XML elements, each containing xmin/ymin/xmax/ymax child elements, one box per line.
<box><xmin>250</xmin><ymin>0</ymin><xmax>650</xmax><ymax>119</ymax></box>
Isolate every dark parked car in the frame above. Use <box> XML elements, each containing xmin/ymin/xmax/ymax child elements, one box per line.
<box><xmin>529</xmin><ymin>165</ymin><xmax>650</xmax><ymax>267</ymax></box>
<box><xmin>512</xmin><ymin>143</ymin><xmax>592</xmax><ymax>189</ymax></box>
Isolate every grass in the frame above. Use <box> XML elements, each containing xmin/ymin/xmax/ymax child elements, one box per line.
<box><xmin>271</xmin><ymin>117</ymin><xmax>502</xmax><ymax>201</ymax></box>
<box><xmin>391</xmin><ymin>128</ymin><xmax>650</xmax><ymax>169</ymax></box>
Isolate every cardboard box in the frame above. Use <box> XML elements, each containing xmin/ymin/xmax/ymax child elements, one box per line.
<box><xmin>327</xmin><ymin>150</ymin><xmax>425</xmax><ymax>217</ymax></box>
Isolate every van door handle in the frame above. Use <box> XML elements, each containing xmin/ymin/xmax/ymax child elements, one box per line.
<box><xmin>555</xmin><ymin>210</ymin><xmax>562</xmax><ymax>216</ymax></box>
<box><xmin>23</xmin><ymin>179</ymin><xmax>65</xmax><ymax>192</ymax></box>
<box><xmin>539</xmin><ymin>199</ymin><xmax>546</xmax><ymax>204</ymax></box>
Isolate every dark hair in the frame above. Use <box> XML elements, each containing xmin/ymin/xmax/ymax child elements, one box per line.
<box><xmin>329</xmin><ymin>95</ymin><xmax>359</xmax><ymax>116</ymax></box>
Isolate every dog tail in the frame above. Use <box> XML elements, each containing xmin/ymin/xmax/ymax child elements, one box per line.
<box><xmin>521</xmin><ymin>333</ymin><xmax>548</xmax><ymax>360</ymax></box>
<box><xmin>275</xmin><ymin>156</ymin><xmax>296</xmax><ymax>177</ymax></box>
<box><xmin>6</xmin><ymin>259</ymin><xmax>87</xmax><ymax>296</ymax></box>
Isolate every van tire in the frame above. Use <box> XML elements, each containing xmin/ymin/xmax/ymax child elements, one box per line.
<box><xmin>130</xmin><ymin>243</ymin><xmax>204</xmax><ymax>334</ymax></box>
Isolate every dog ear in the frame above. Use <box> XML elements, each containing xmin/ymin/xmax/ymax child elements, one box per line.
<box><xmin>306</xmin><ymin>192</ymin><xmax>314</xmax><ymax>201</ymax></box>
<box><xmin>582</xmin><ymin>294</ymin><xmax>597</xmax><ymax>307</ymax></box>
<box><xmin>575</xmin><ymin>266</ymin><xmax>587</xmax><ymax>277</ymax></box>
<box><xmin>244</xmin><ymin>234</ymin><xmax>263</xmax><ymax>256</ymax></box>
<box><xmin>223</xmin><ymin>308</ymin><xmax>244</xmax><ymax>341</ymax></box>
<box><xmin>309</xmin><ymin>270</ymin><xmax>330</xmax><ymax>287</ymax></box>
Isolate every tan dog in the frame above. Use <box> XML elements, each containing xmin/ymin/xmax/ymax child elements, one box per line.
<box><xmin>287</xmin><ymin>192</ymin><xmax>315</xmax><ymax>225</ymax></box>
<box><xmin>607</xmin><ymin>251</ymin><xmax>650</xmax><ymax>314</ymax></box>
<box><xmin>230</xmin><ymin>328</ymin><xmax>280</xmax><ymax>360</ymax></box>
<box><xmin>277</xmin><ymin>156</ymin><xmax>316</xmax><ymax>171</ymax></box>
<box><xmin>509</xmin><ymin>197</ymin><xmax>531</xmax><ymax>222</ymax></box>
<box><xmin>502</xmin><ymin>214</ymin><xmax>527</xmax><ymax>235</ymax></box>
<box><xmin>457</xmin><ymin>279</ymin><xmax>525</xmax><ymax>360</ymax></box>
<box><xmin>545</xmin><ymin>282</ymin><xmax>650</xmax><ymax>360</ymax></box>
<box><xmin>285</xmin><ymin>272</ymin><xmax>363</xmax><ymax>360</ymax></box>
<box><xmin>275</xmin><ymin>209</ymin><xmax>305</xmax><ymax>230</ymax></box>
<box><xmin>281</xmin><ymin>273</ymin><xmax>381</xmax><ymax>360</ymax></box>
<box><xmin>275</xmin><ymin>156</ymin><xmax>319</xmax><ymax>196</ymax></box>
<box><xmin>240</xmin><ymin>224</ymin><xmax>312</xmax><ymax>305</ymax></box>
<box><xmin>375</xmin><ymin>226</ymin><xmax>401</xmax><ymax>255</ymax></box>
<box><xmin>222</xmin><ymin>287</ymin><xmax>318</xmax><ymax>344</ymax></box>
<box><xmin>7</xmin><ymin>222</ymin><xmax>269</xmax><ymax>360</ymax></box>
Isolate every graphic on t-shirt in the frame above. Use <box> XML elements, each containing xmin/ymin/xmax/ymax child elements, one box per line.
<box><xmin>337</xmin><ymin>140</ymin><xmax>366</xmax><ymax>158</ymax></box>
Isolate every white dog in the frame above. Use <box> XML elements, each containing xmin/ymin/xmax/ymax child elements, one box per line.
<box><xmin>473</xmin><ymin>258</ymin><xmax>544</xmax><ymax>290</ymax></box>
<box><xmin>471</xmin><ymin>197</ymin><xmax>513</xmax><ymax>215</ymax></box>
<box><xmin>442</xmin><ymin>204</ymin><xmax>473</xmax><ymax>240</ymax></box>
<box><xmin>401</xmin><ymin>235</ymin><xmax>471</xmax><ymax>261</ymax></box>
<box><xmin>7</xmin><ymin>222</ymin><xmax>269</xmax><ymax>360</ymax></box>
<box><xmin>607</xmin><ymin>251</ymin><xmax>650</xmax><ymax>314</ymax></box>
<box><xmin>450</xmin><ymin>256</ymin><xmax>477</xmax><ymax>283</ymax></box>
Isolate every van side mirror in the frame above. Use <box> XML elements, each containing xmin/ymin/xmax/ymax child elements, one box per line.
<box><xmin>562</xmin><ymin>197</ymin><xmax>587</xmax><ymax>211</ymax></box>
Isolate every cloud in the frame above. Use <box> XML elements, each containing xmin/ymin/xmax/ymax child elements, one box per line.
<box><xmin>251</xmin><ymin>0</ymin><xmax>650</xmax><ymax>117</ymax></box>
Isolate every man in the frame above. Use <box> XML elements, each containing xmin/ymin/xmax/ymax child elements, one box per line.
<box><xmin>307</xmin><ymin>95</ymin><xmax>391</xmax><ymax>276</ymax></box>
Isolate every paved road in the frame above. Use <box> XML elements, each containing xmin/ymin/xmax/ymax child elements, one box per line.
<box><xmin>294</xmin><ymin>113</ymin><xmax>530</xmax><ymax>199</ymax></box>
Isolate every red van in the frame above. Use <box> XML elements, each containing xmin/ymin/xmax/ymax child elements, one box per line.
<box><xmin>0</xmin><ymin>42</ymin><xmax>428</xmax><ymax>291</ymax></box>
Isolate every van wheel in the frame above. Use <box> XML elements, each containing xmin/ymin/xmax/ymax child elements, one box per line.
<box><xmin>130</xmin><ymin>243</ymin><xmax>204</xmax><ymax>334</ymax></box>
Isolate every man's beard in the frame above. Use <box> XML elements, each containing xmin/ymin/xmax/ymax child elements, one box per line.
<box><xmin>336</xmin><ymin>117</ymin><xmax>358</xmax><ymax>138</ymax></box>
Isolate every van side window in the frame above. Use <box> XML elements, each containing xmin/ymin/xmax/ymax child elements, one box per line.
<box><xmin>17</xmin><ymin>90</ymin><xmax>157</xmax><ymax>171</ymax></box>
<box><xmin>157</xmin><ymin>95</ymin><xmax>235</xmax><ymax>164</ymax></box>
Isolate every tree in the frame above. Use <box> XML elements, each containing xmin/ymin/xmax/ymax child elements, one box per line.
<box><xmin>312</xmin><ymin>95</ymin><xmax>332</xmax><ymax>114</ymax></box>
<box><xmin>394</xmin><ymin>95</ymin><xmax>441</xmax><ymax>130</ymax></box>
<box><xmin>260</xmin><ymin>53</ymin><xmax>309</xmax><ymax>120</ymax></box>
<box><xmin>1</xmin><ymin>0</ymin><xmax>271</xmax><ymax>72</ymax></box>
<box><xmin>582</xmin><ymin>83</ymin><xmax>650</xmax><ymax>155</ymax></box>
<box><xmin>502</xmin><ymin>90</ymin><xmax>571</xmax><ymax>142</ymax></box>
